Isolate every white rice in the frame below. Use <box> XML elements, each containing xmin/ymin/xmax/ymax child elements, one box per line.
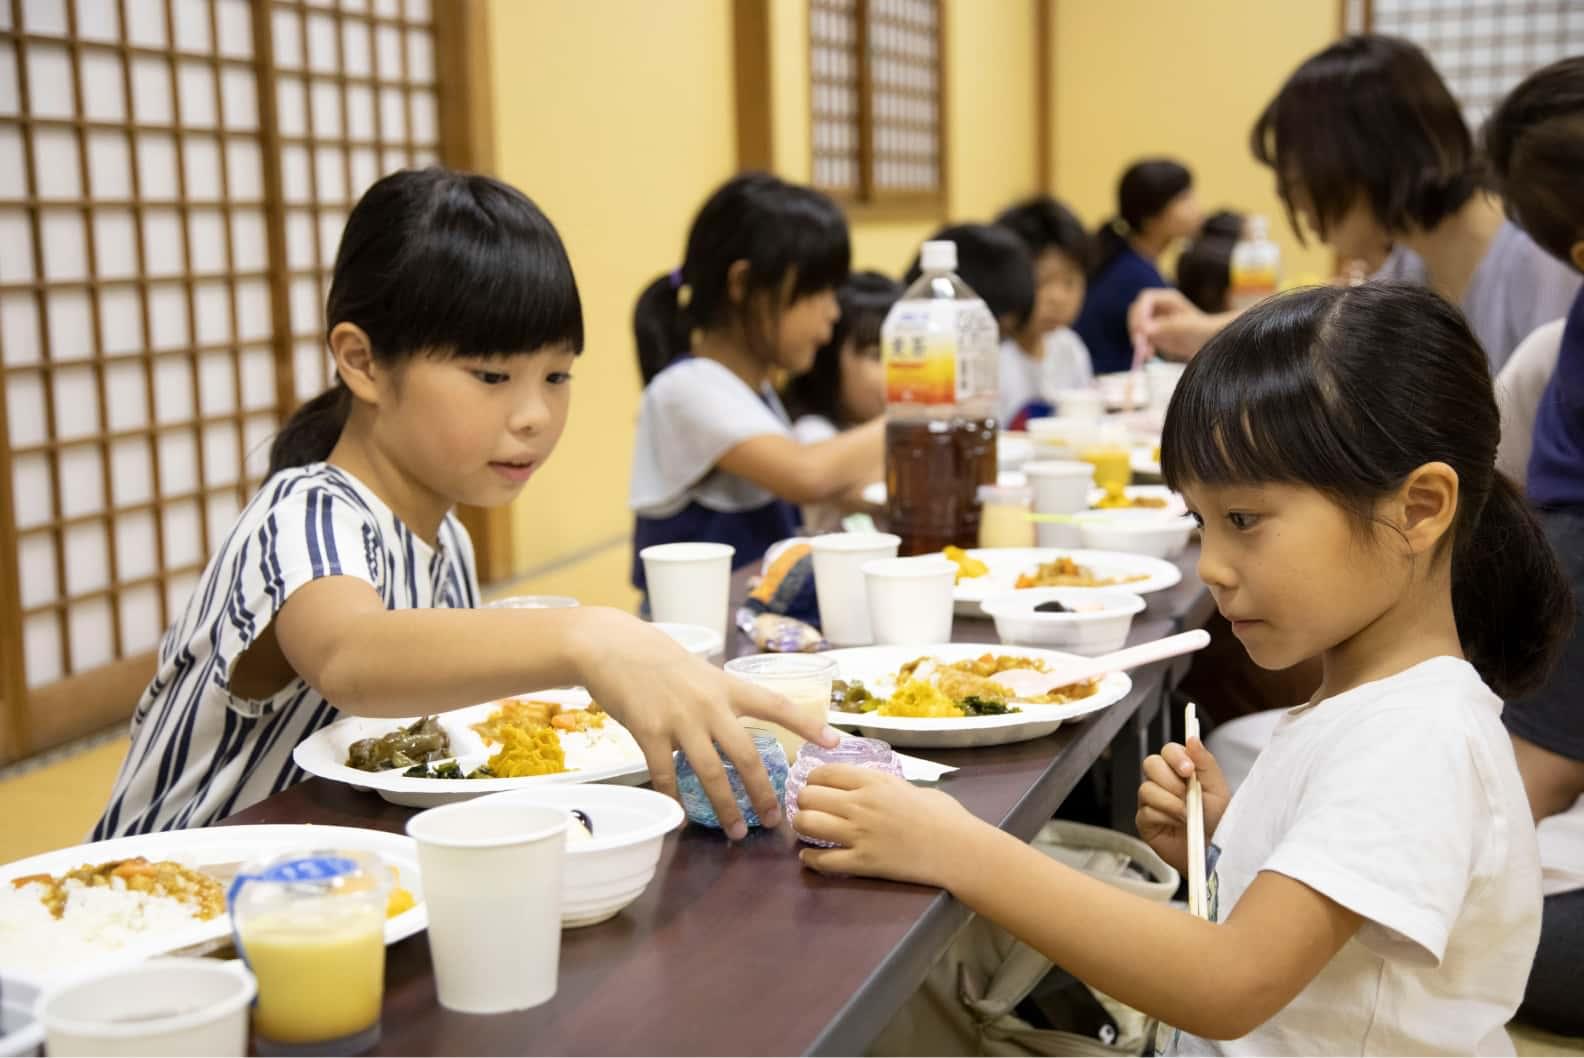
<box><xmin>0</xmin><ymin>878</ymin><xmax>207</xmax><ymax>978</ymax></box>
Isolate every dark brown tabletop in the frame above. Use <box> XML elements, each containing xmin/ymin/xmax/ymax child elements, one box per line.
<box><xmin>222</xmin><ymin>548</ymin><xmax>1210</xmax><ymax>1056</ymax></box>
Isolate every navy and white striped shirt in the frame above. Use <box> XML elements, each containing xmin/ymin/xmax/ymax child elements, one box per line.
<box><xmin>93</xmin><ymin>463</ymin><xmax>479</xmax><ymax>838</ymax></box>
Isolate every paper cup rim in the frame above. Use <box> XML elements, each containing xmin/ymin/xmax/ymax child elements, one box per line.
<box><xmin>810</xmin><ymin>532</ymin><xmax>901</xmax><ymax>553</ymax></box>
<box><xmin>639</xmin><ymin>542</ymin><xmax>735</xmax><ymax>563</ymax></box>
<box><xmin>407</xmin><ymin>799</ymin><xmax>570</xmax><ymax>849</ymax></box>
<box><xmin>38</xmin><ymin>959</ymin><xmax>256</xmax><ymax>1041</ymax></box>
<box><xmin>862</xmin><ymin>556</ymin><xmax>956</xmax><ymax>578</ymax></box>
<box><xmin>1022</xmin><ymin>459</ymin><xmax>1094</xmax><ymax>479</ymax></box>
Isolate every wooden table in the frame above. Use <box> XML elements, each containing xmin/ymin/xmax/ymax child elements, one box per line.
<box><xmin>223</xmin><ymin>549</ymin><xmax>1211</xmax><ymax>1056</ymax></box>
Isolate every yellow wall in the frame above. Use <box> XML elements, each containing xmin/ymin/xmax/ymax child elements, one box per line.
<box><xmin>485</xmin><ymin>0</ymin><xmax>738</xmax><ymax>575</ymax></box>
<box><xmin>1050</xmin><ymin>0</ymin><xmax>1338</xmax><ymax>282</ymax></box>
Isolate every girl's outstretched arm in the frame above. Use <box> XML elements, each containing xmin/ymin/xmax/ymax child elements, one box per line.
<box><xmin>795</xmin><ymin>766</ymin><xmax>1361</xmax><ymax>1041</ymax></box>
<box><xmin>716</xmin><ymin>417</ymin><xmax>885</xmax><ymax>505</ymax></box>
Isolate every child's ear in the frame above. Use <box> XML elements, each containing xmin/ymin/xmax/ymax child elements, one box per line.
<box><xmin>1570</xmin><ymin>240</ymin><xmax>1584</xmax><ymax>273</ymax></box>
<box><xmin>330</xmin><ymin>323</ymin><xmax>381</xmax><ymax>404</ymax></box>
<box><xmin>1395</xmin><ymin>461</ymin><xmax>1460</xmax><ymax>555</ymax></box>
<box><xmin>726</xmin><ymin>259</ymin><xmax>751</xmax><ymax>305</ymax></box>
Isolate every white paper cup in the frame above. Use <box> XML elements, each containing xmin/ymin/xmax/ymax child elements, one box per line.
<box><xmin>37</xmin><ymin>959</ymin><xmax>255</xmax><ymax>1057</ymax></box>
<box><xmin>863</xmin><ymin>556</ymin><xmax>956</xmax><ymax>644</ymax></box>
<box><xmin>407</xmin><ymin>799</ymin><xmax>569</xmax><ymax>1014</ymax></box>
<box><xmin>640</xmin><ymin>542</ymin><xmax>735</xmax><ymax>646</ymax></box>
<box><xmin>1023</xmin><ymin>460</ymin><xmax>1095</xmax><ymax>549</ymax></box>
<box><xmin>810</xmin><ymin>531</ymin><xmax>901</xmax><ymax>645</ymax></box>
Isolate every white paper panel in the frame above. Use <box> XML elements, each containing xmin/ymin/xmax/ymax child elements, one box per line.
<box><xmin>410</xmin><ymin>146</ymin><xmax>436</xmax><ymax>168</ymax></box>
<box><xmin>93</xmin><ymin>209</ymin><xmax>138</xmax><ymax>279</ymax></box>
<box><xmin>87</xmin><ymin>130</ymin><xmax>133</xmax><ymax>199</ymax></box>
<box><xmin>25</xmin><ymin>45</ymin><xmax>74</xmax><ymax>120</ymax></box>
<box><xmin>282</xmin><ymin>143</ymin><xmax>311</xmax><ymax>203</ymax></box>
<box><xmin>205</xmin><ymin>490</ymin><xmax>240</xmax><ymax>543</ymax></box>
<box><xmin>405</xmin><ymin>0</ymin><xmax>431</xmax><ymax>21</ymax></box>
<box><xmin>64</xmin><ymin>519</ymin><xmax>109</xmax><ymax>596</ymax></box>
<box><xmin>194</xmin><ymin>280</ymin><xmax>229</xmax><ymax>346</ymax></box>
<box><xmin>376</xmin><ymin>25</ymin><xmax>401</xmax><ymax>77</ymax></box>
<box><xmin>410</xmin><ymin>89</ymin><xmax>436</xmax><ymax>145</ymax></box>
<box><xmin>373</xmin><ymin>0</ymin><xmax>399</xmax><ymax>16</ymax></box>
<box><xmin>341</xmin><ymin>0</ymin><xmax>370</xmax><ymax>12</ymax></box>
<box><xmin>12</xmin><ymin>452</ymin><xmax>52</xmax><ymax>528</ymax></box>
<box><xmin>98</xmin><ymin>287</ymin><xmax>143</xmax><ymax>355</ymax></box>
<box><xmin>42</xmin><ymin>208</ymin><xmax>87</xmax><ymax>281</ymax></box>
<box><xmin>315</xmin><ymin>145</ymin><xmax>345</xmax><ymax>203</ymax></box>
<box><xmin>52</xmin><ymin>365</ymin><xmax>100</xmax><ymax>440</ymax></box>
<box><xmin>124</xmin><ymin>0</ymin><xmax>167</xmax><ymax>48</ymax></box>
<box><xmin>136</xmin><ymin>135</ymin><xmax>180</xmax><ymax>203</ymax></box>
<box><xmin>240</xmin><ymin>346</ymin><xmax>275</xmax><ymax>410</ymax></box>
<box><xmin>140</xmin><ymin>207</ymin><xmax>184</xmax><ymax>276</ymax></box>
<box><xmin>75</xmin><ymin>0</ymin><xmax>121</xmax><ymax>43</ymax></box>
<box><xmin>0</xmin><ymin>43</ymin><xmax>18</xmax><ymax>117</ymax></box>
<box><xmin>224</xmin><ymin>138</ymin><xmax>262</xmax><ymax>198</ymax></box>
<box><xmin>116</xmin><ymin>509</ymin><xmax>157</xmax><ymax>579</ymax></box>
<box><xmin>317</xmin><ymin>210</ymin><xmax>344</xmax><ymax>266</ymax></box>
<box><xmin>19</xmin><ymin>533</ymin><xmax>56</xmax><ymax>609</ymax></box>
<box><xmin>236</xmin><ymin>278</ymin><xmax>271</xmax><ymax>342</ymax></box>
<box><xmin>111</xmin><ymin>435</ymin><xmax>153</xmax><ymax>505</ymax></box>
<box><xmin>0</xmin><ymin>127</ymin><xmax>23</xmax><ymax>197</ymax></box>
<box><xmin>119</xmin><ymin>582</ymin><xmax>162</xmax><ymax>654</ymax></box>
<box><xmin>153</xmin><ymin>356</ymin><xmax>194</xmax><ymax>425</ymax></box>
<box><xmin>80</xmin><ymin>50</ymin><xmax>125</xmax><ymax>122</ymax></box>
<box><xmin>46</xmin><ymin>289</ymin><xmax>93</xmax><ymax>361</ymax></box>
<box><xmin>230</xmin><ymin>208</ymin><xmax>266</xmax><ymax>270</ymax></box>
<box><xmin>59</xmin><ymin>446</ymin><xmax>104</xmax><ymax>518</ymax></box>
<box><xmin>178</xmin><ymin>62</ymin><xmax>217</xmax><ymax>129</ymax></box>
<box><xmin>272</xmin><ymin>8</ymin><xmax>303</xmax><ymax>70</ymax></box>
<box><xmin>345</xmin><ymin>83</ymin><xmax>374</xmax><ymax>140</ymax></box>
<box><xmin>32</xmin><ymin>127</ymin><xmax>81</xmax><ymax>201</ymax></box>
<box><xmin>130</xmin><ymin>56</ymin><xmax>173</xmax><ymax>126</ymax></box>
<box><xmin>307</xmin><ymin>12</ymin><xmax>338</xmax><ymax>74</ymax></box>
<box><xmin>343</xmin><ymin>20</ymin><xmax>371</xmax><ymax>77</ymax></box>
<box><xmin>105</xmin><ymin>359</ymin><xmax>148</xmax><ymax>430</ymax></box>
<box><xmin>275</xmin><ymin>75</ymin><xmax>306</xmax><ymax>138</ymax></box>
<box><xmin>285</xmin><ymin>207</ymin><xmax>315</xmax><ymax>269</ymax></box>
<box><xmin>25</xmin><ymin>613</ymin><xmax>62</xmax><ymax>685</ymax></box>
<box><xmin>6</xmin><ymin>370</ymin><xmax>46</xmax><ymax>447</ymax></box>
<box><xmin>349</xmin><ymin>146</ymin><xmax>377</xmax><ymax>196</ymax></box>
<box><xmin>243</xmin><ymin>413</ymin><xmax>275</xmax><ymax>476</ymax></box>
<box><xmin>290</xmin><ymin>275</ymin><xmax>320</xmax><ymax>336</ymax></box>
<box><xmin>311</xmin><ymin>79</ymin><xmax>342</xmax><ymax>138</ymax></box>
<box><xmin>165</xmin><ymin>572</ymin><xmax>198</xmax><ymax>621</ymax></box>
<box><xmin>147</xmin><ymin>281</ymin><xmax>188</xmax><ymax>350</ymax></box>
<box><xmin>405</xmin><ymin>30</ymin><xmax>434</xmax><ymax>83</ymax></box>
<box><xmin>188</xmin><ymin>208</ymin><xmax>226</xmax><ymax>273</ymax></box>
<box><xmin>294</xmin><ymin>339</ymin><xmax>326</xmax><ymax>399</ymax></box>
<box><xmin>0</xmin><ymin>210</ymin><xmax>33</xmax><ymax>283</ymax></box>
<box><xmin>215</xmin><ymin>0</ymin><xmax>252</xmax><ymax>59</ymax></box>
<box><xmin>379</xmin><ymin>86</ymin><xmax>405</xmax><ymax>141</ymax></box>
<box><xmin>381</xmin><ymin>146</ymin><xmax>406</xmax><ymax>175</ymax></box>
<box><xmin>202</xmin><ymin>421</ymin><xmax>238</xmax><ymax>485</ymax></box>
<box><xmin>197</xmin><ymin>345</ymin><xmax>234</xmax><ymax>414</ymax></box>
<box><xmin>2</xmin><ymin>292</ymin><xmax>42</xmax><ymax>366</ymax></box>
<box><xmin>69</xmin><ymin>597</ymin><xmax>114</xmax><ymax>669</ymax></box>
<box><xmin>162</xmin><ymin>497</ymin><xmax>200</xmax><ymax>568</ymax></box>
<box><xmin>157</xmin><ymin>430</ymin><xmax>198</xmax><ymax>500</ymax></box>
<box><xmin>221</xmin><ymin>66</ymin><xmax>257</xmax><ymax>131</ymax></box>
<box><xmin>183</xmin><ymin>134</ymin><xmax>222</xmax><ymax>201</ymax></box>
<box><xmin>173</xmin><ymin>0</ymin><xmax>212</xmax><ymax>52</ymax></box>
<box><xmin>22</xmin><ymin>0</ymin><xmax>68</xmax><ymax>35</ymax></box>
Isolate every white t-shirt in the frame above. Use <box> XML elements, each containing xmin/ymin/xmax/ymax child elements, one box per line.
<box><xmin>1178</xmin><ymin>657</ymin><xmax>1541</xmax><ymax>1057</ymax></box>
<box><xmin>792</xmin><ymin>413</ymin><xmax>838</xmax><ymax>445</ymax></box>
<box><xmin>1494</xmin><ymin>319</ymin><xmax>1565</xmax><ymax>487</ymax></box>
<box><xmin>997</xmin><ymin>329</ymin><xmax>1094</xmax><ymax>423</ymax></box>
<box><xmin>629</xmin><ymin>357</ymin><xmax>794</xmax><ymax>518</ymax></box>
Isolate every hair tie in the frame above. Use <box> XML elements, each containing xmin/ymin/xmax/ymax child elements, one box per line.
<box><xmin>1112</xmin><ymin>218</ymin><xmax>1133</xmax><ymax>237</ymax></box>
<box><xmin>668</xmin><ymin>268</ymin><xmax>684</xmax><ymax>290</ymax></box>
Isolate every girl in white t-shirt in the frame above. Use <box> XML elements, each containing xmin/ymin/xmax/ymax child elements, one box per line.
<box><xmin>630</xmin><ymin>174</ymin><xmax>885</xmax><ymax>592</ymax></box>
<box><xmin>793</xmin><ymin>283</ymin><xmax>1573</xmax><ymax>1054</ymax></box>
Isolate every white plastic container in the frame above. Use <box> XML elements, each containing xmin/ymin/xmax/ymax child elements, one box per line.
<box><xmin>863</xmin><ymin>556</ymin><xmax>956</xmax><ymax>644</ymax></box>
<box><xmin>1023</xmin><ymin>460</ymin><xmax>1095</xmax><ymax>549</ymax></box>
<box><xmin>981</xmin><ymin>589</ymin><xmax>1147</xmax><ymax>655</ymax></box>
<box><xmin>1076</xmin><ymin>510</ymin><xmax>1196</xmax><ymax>559</ymax></box>
<box><xmin>36</xmin><ymin>959</ymin><xmax>255</xmax><ymax>1057</ymax></box>
<box><xmin>810</xmin><ymin>531</ymin><xmax>902</xmax><ymax>646</ymax></box>
<box><xmin>640</xmin><ymin>542</ymin><xmax>735</xmax><ymax>647</ymax></box>
<box><xmin>480</xmin><ymin>785</ymin><xmax>685</xmax><ymax>928</ymax></box>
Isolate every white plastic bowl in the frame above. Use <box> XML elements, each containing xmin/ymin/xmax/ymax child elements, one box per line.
<box><xmin>480</xmin><ymin>784</ymin><xmax>684</xmax><ymax>928</ymax></box>
<box><xmin>36</xmin><ymin>959</ymin><xmax>255</xmax><ymax>1057</ymax></box>
<box><xmin>0</xmin><ymin>977</ymin><xmax>41</xmax><ymax>1058</ymax></box>
<box><xmin>1076</xmin><ymin>510</ymin><xmax>1196</xmax><ymax>559</ymax></box>
<box><xmin>652</xmin><ymin>621</ymin><xmax>724</xmax><ymax>658</ymax></box>
<box><xmin>981</xmin><ymin>589</ymin><xmax>1147</xmax><ymax>655</ymax></box>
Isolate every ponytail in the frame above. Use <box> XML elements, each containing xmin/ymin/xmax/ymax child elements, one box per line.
<box><xmin>1451</xmin><ymin>474</ymin><xmax>1574</xmax><ymax>699</ymax></box>
<box><xmin>633</xmin><ymin>272</ymin><xmax>690</xmax><ymax>386</ymax></box>
<box><xmin>267</xmin><ymin>383</ymin><xmax>352</xmax><ymax>476</ymax></box>
<box><xmin>1089</xmin><ymin>218</ymin><xmax>1131</xmax><ymax>279</ymax></box>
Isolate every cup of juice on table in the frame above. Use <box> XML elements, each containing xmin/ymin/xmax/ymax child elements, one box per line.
<box><xmin>228</xmin><ymin>850</ymin><xmax>389</xmax><ymax>1056</ymax></box>
<box><xmin>724</xmin><ymin>653</ymin><xmax>838</xmax><ymax>762</ymax></box>
<box><xmin>1079</xmin><ymin>424</ymin><xmax>1133</xmax><ymax>494</ymax></box>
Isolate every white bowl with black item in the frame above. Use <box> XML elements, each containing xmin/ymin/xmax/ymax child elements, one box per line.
<box><xmin>981</xmin><ymin>589</ymin><xmax>1147</xmax><ymax>655</ymax></box>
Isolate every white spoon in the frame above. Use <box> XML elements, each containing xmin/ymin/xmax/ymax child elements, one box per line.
<box><xmin>991</xmin><ymin>630</ymin><xmax>1212</xmax><ymax>699</ymax></box>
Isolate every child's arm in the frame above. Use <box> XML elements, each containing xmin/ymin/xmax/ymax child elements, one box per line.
<box><xmin>716</xmin><ymin>417</ymin><xmax>885</xmax><ymax>505</ymax></box>
<box><xmin>795</xmin><ymin>767</ymin><xmax>1362</xmax><ymax>1041</ymax></box>
<box><xmin>250</xmin><ymin>576</ymin><xmax>836</xmax><ymax>838</ymax></box>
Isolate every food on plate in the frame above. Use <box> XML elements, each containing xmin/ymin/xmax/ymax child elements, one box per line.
<box><xmin>942</xmin><ymin>546</ymin><xmax>989</xmax><ymax>583</ymax></box>
<box><xmin>345</xmin><ymin>715</ymin><xmax>450</xmax><ymax>772</ymax></box>
<box><xmin>1015</xmin><ymin>556</ymin><xmax>1149</xmax><ymax>590</ymax></box>
<box><xmin>401</xmin><ymin>760</ymin><xmax>494</xmax><ymax>780</ymax></box>
<box><xmin>10</xmin><ymin>857</ymin><xmax>226</xmax><ymax>921</ymax></box>
<box><xmin>1092</xmin><ymin>484</ymin><xmax>1167</xmax><ymax>510</ymax></box>
<box><xmin>484</xmin><ymin>724</ymin><xmax>567</xmax><ymax>778</ymax></box>
<box><xmin>835</xmin><ymin>654</ymin><xmax>1098</xmax><ymax>719</ymax></box>
<box><xmin>473</xmin><ymin>697</ymin><xmax>605</xmax><ymax>740</ymax></box>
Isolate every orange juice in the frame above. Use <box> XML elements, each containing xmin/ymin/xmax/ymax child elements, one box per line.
<box><xmin>242</xmin><ymin>909</ymin><xmax>385</xmax><ymax>1044</ymax></box>
<box><xmin>1079</xmin><ymin>445</ymin><xmax>1132</xmax><ymax>493</ymax></box>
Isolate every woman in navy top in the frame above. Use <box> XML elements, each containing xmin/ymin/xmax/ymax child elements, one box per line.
<box><xmin>1073</xmin><ymin>159</ymin><xmax>1202</xmax><ymax>375</ymax></box>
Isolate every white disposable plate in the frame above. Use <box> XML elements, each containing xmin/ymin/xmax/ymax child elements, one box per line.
<box><xmin>0</xmin><ymin>824</ymin><xmax>426</xmax><ymax>991</ymax></box>
<box><xmin>824</xmin><ymin>643</ymin><xmax>1132</xmax><ymax>748</ymax></box>
<box><xmin>294</xmin><ymin>689</ymin><xmax>649</xmax><ymax>807</ymax></box>
<box><xmin>952</xmin><ymin>547</ymin><xmax>1182</xmax><ymax>616</ymax></box>
<box><xmin>1087</xmin><ymin>485</ymin><xmax>1186</xmax><ymax>515</ymax></box>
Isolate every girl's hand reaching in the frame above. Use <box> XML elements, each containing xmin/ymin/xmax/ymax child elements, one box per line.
<box><xmin>1136</xmin><ymin>736</ymin><xmax>1232</xmax><ymax>876</ymax></box>
<box><xmin>572</xmin><ymin>610</ymin><xmax>839</xmax><ymax>841</ymax></box>
<box><xmin>793</xmin><ymin>765</ymin><xmax>983</xmax><ymax>887</ymax></box>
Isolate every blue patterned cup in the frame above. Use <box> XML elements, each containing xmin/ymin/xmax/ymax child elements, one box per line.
<box><xmin>673</xmin><ymin>731</ymin><xmax>789</xmax><ymax>830</ymax></box>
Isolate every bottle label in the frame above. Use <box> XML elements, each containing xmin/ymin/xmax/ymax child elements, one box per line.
<box><xmin>883</xmin><ymin>302</ymin><xmax>957</xmax><ymax>405</ymax></box>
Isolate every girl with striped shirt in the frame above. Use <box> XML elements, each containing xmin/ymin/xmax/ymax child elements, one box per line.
<box><xmin>94</xmin><ymin>168</ymin><xmax>829</xmax><ymax>841</ymax></box>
